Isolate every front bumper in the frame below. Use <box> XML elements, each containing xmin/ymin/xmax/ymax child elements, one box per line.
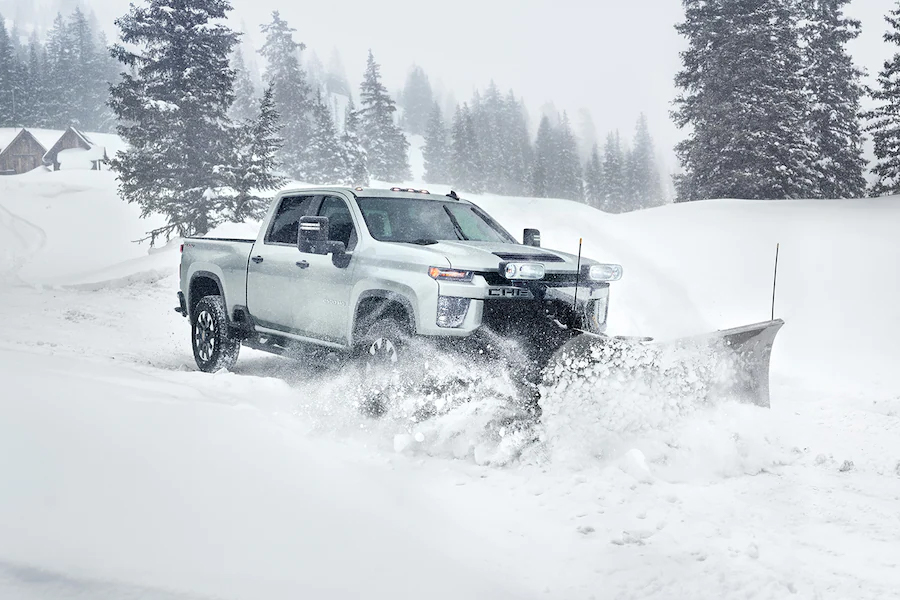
<box><xmin>419</xmin><ymin>273</ymin><xmax>610</xmax><ymax>338</ymax></box>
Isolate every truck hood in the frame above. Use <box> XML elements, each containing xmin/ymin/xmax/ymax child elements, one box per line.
<box><xmin>429</xmin><ymin>241</ymin><xmax>595</xmax><ymax>273</ymax></box>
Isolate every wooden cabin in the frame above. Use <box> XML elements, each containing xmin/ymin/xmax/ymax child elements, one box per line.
<box><xmin>43</xmin><ymin>127</ymin><xmax>108</xmax><ymax>171</ymax></box>
<box><xmin>0</xmin><ymin>129</ymin><xmax>48</xmax><ymax>176</ymax></box>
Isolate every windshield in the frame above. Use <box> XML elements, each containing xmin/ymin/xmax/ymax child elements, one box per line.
<box><xmin>355</xmin><ymin>197</ymin><xmax>517</xmax><ymax>244</ymax></box>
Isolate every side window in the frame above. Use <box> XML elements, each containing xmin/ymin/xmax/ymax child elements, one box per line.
<box><xmin>266</xmin><ymin>195</ymin><xmax>316</xmax><ymax>244</ymax></box>
<box><xmin>318</xmin><ymin>196</ymin><xmax>358</xmax><ymax>250</ymax></box>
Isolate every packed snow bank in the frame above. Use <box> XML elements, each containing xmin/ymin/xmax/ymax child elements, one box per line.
<box><xmin>469</xmin><ymin>193</ymin><xmax>900</xmax><ymax>391</ymax></box>
<box><xmin>0</xmin><ymin>348</ymin><xmax>534</xmax><ymax>600</ymax></box>
<box><xmin>0</xmin><ymin>170</ymin><xmax>166</xmax><ymax>285</ymax></box>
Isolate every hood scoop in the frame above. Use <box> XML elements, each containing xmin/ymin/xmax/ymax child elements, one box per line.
<box><xmin>493</xmin><ymin>252</ymin><xmax>565</xmax><ymax>263</ymax></box>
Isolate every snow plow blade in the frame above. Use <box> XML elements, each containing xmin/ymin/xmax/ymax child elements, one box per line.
<box><xmin>544</xmin><ymin>319</ymin><xmax>784</xmax><ymax>408</ymax></box>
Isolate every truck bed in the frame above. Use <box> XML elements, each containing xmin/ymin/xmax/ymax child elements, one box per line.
<box><xmin>181</xmin><ymin>237</ymin><xmax>256</xmax><ymax>318</ymax></box>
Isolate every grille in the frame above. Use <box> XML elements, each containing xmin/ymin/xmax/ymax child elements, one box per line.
<box><xmin>493</xmin><ymin>252</ymin><xmax>565</xmax><ymax>263</ymax></box>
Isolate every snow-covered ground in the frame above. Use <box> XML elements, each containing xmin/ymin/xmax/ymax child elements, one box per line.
<box><xmin>1</xmin><ymin>170</ymin><xmax>899</xmax><ymax>599</ymax></box>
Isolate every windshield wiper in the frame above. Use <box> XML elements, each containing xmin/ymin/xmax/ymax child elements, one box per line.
<box><xmin>443</xmin><ymin>206</ymin><xmax>469</xmax><ymax>241</ymax></box>
<box><xmin>405</xmin><ymin>238</ymin><xmax>439</xmax><ymax>246</ymax></box>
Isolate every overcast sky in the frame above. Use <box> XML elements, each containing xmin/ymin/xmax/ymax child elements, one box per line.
<box><xmin>62</xmin><ymin>0</ymin><xmax>900</xmax><ymax>170</ymax></box>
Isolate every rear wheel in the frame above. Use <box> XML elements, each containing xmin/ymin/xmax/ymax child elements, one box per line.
<box><xmin>191</xmin><ymin>295</ymin><xmax>240</xmax><ymax>373</ymax></box>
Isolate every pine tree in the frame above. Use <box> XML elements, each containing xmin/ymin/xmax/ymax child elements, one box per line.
<box><xmin>802</xmin><ymin>0</ymin><xmax>867</xmax><ymax>198</ymax></box>
<box><xmin>554</xmin><ymin>112</ymin><xmax>583</xmax><ymax>201</ymax></box>
<box><xmin>0</xmin><ymin>15</ymin><xmax>21</xmax><ymax>126</ymax></box>
<box><xmin>863</xmin><ymin>4</ymin><xmax>900</xmax><ymax>196</ymax></box>
<box><xmin>584</xmin><ymin>143</ymin><xmax>605</xmax><ymax>209</ymax></box>
<box><xmin>306</xmin><ymin>89</ymin><xmax>348</xmax><ymax>185</ymax></box>
<box><xmin>450</xmin><ymin>103</ymin><xmax>482</xmax><ymax>192</ymax></box>
<box><xmin>499</xmin><ymin>90</ymin><xmax>532</xmax><ymax>196</ymax></box>
<box><xmin>531</xmin><ymin>115</ymin><xmax>555</xmax><ymax>198</ymax></box>
<box><xmin>400</xmin><ymin>65</ymin><xmax>433</xmax><ymax>136</ymax></box>
<box><xmin>95</xmin><ymin>31</ymin><xmax>121</xmax><ymax>132</ymax></box>
<box><xmin>109</xmin><ymin>0</ymin><xmax>240</xmax><ymax>240</ymax></box>
<box><xmin>359</xmin><ymin>50</ymin><xmax>410</xmax><ymax>182</ymax></box>
<box><xmin>673</xmin><ymin>0</ymin><xmax>818</xmax><ymax>201</ymax></box>
<box><xmin>627</xmin><ymin>114</ymin><xmax>665</xmax><ymax>209</ymax></box>
<box><xmin>44</xmin><ymin>12</ymin><xmax>76</xmax><ymax>128</ymax></box>
<box><xmin>260</xmin><ymin>11</ymin><xmax>313</xmax><ymax>180</ymax></box>
<box><xmin>325</xmin><ymin>48</ymin><xmax>351</xmax><ymax>97</ymax></box>
<box><xmin>22</xmin><ymin>31</ymin><xmax>47</xmax><ymax>127</ymax></box>
<box><xmin>228</xmin><ymin>84</ymin><xmax>287</xmax><ymax>222</ymax></box>
<box><xmin>422</xmin><ymin>102</ymin><xmax>450</xmax><ymax>184</ymax></box>
<box><xmin>602</xmin><ymin>132</ymin><xmax>626</xmax><ymax>212</ymax></box>
<box><xmin>68</xmin><ymin>7</ymin><xmax>106</xmax><ymax>130</ymax></box>
<box><xmin>341</xmin><ymin>98</ymin><xmax>368</xmax><ymax>186</ymax></box>
<box><xmin>230</xmin><ymin>45</ymin><xmax>257</xmax><ymax>124</ymax></box>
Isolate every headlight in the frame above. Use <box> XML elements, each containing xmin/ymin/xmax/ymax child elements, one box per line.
<box><xmin>437</xmin><ymin>296</ymin><xmax>471</xmax><ymax>328</ymax></box>
<box><xmin>429</xmin><ymin>266</ymin><xmax>474</xmax><ymax>282</ymax></box>
<box><xmin>588</xmin><ymin>264</ymin><xmax>623</xmax><ymax>282</ymax></box>
<box><xmin>502</xmin><ymin>262</ymin><xmax>545</xmax><ymax>280</ymax></box>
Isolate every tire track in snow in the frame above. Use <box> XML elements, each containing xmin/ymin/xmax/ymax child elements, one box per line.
<box><xmin>0</xmin><ymin>202</ymin><xmax>47</xmax><ymax>283</ymax></box>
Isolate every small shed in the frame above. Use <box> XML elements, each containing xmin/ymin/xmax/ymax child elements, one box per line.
<box><xmin>43</xmin><ymin>127</ymin><xmax>108</xmax><ymax>171</ymax></box>
<box><xmin>0</xmin><ymin>129</ymin><xmax>49</xmax><ymax>176</ymax></box>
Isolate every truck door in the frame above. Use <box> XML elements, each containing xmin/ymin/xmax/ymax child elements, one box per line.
<box><xmin>246</xmin><ymin>194</ymin><xmax>319</xmax><ymax>333</ymax></box>
<box><xmin>292</xmin><ymin>195</ymin><xmax>360</xmax><ymax>344</ymax></box>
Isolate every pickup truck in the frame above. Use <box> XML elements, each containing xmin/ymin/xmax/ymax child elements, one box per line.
<box><xmin>176</xmin><ymin>187</ymin><xmax>623</xmax><ymax>382</ymax></box>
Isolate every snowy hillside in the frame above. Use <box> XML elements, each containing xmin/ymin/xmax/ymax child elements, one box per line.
<box><xmin>1</xmin><ymin>170</ymin><xmax>899</xmax><ymax>599</ymax></box>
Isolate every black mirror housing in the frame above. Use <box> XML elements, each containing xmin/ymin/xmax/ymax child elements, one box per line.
<box><xmin>298</xmin><ymin>216</ymin><xmax>346</xmax><ymax>256</ymax></box>
<box><xmin>523</xmin><ymin>228</ymin><xmax>541</xmax><ymax>247</ymax></box>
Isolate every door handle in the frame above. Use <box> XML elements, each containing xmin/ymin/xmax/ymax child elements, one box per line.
<box><xmin>296</xmin><ymin>260</ymin><xmax>310</xmax><ymax>269</ymax></box>
<box><xmin>251</xmin><ymin>256</ymin><xmax>264</xmax><ymax>264</ymax></box>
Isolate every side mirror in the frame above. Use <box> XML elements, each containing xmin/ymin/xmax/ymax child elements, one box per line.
<box><xmin>298</xmin><ymin>216</ymin><xmax>346</xmax><ymax>256</ymax></box>
<box><xmin>523</xmin><ymin>228</ymin><xmax>541</xmax><ymax>247</ymax></box>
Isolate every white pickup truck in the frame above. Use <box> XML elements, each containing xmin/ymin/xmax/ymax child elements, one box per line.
<box><xmin>176</xmin><ymin>187</ymin><xmax>624</xmax><ymax>381</ymax></box>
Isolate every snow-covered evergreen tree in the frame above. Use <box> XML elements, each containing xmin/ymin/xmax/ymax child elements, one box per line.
<box><xmin>531</xmin><ymin>115</ymin><xmax>554</xmax><ymax>198</ymax></box>
<box><xmin>109</xmin><ymin>0</ymin><xmax>240</xmax><ymax>241</ymax></box>
<box><xmin>227</xmin><ymin>84</ymin><xmax>287</xmax><ymax>222</ymax></box>
<box><xmin>423</xmin><ymin>102</ymin><xmax>450</xmax><ymax>184</ymax></box>
<box><xmin>230</xmin><ymin>45</ymin><xmax>258</xmax><ymax>124</ymax></box>
<box><xmin>306</xmin><ymin>89</ymin><xmax>348</xmax><ymax>185</ymax></box>
<box><xmin>44</xmin><ymin>12</ymin><xmax>76</xmax><ymax>127</ymax></box>
<box><xmin>68</xmin><ymin>7</ymin><xmax>107</xmax><ymax>130</ymax></box>
<box><xmin>341</xmin><ymin>98</ymin><xmax>368</xmax><ymax>186</ymax></box>
<box><xmin>864</xmin><ymin>3</ymin><xmax>900</xmax><ymax>196</ymax></box>
<box><xmin>498</xmin><ymin>91</ymin><xmax>532</xmax><ymax>196</ymax></box>
<box><xmin>802</xmin><ymin>0</ymin><xmax>866</xmax><ymax>199</ymax></box>
<box><xmin>325</xmin><ymin>48</ymin><xmax>351</xmax><ymax>97</ymax></box>
<box><xmin>359</xmin><ymin>50</ymin><xmax>410</xmax><ymax>182</ymax></box>
<box><xmin>260</xmin><ymin>11</ymin><xmax>313</xmax><ymax>180</ymax></box>
<box><xmin>602</xmin><ymin>132</ymin><xmax>626</xmax><ymax>212</ymax></box>
<box><xmin>673</xmin><ymin>0</ymin><xmax>818</xmax><ymax>201</ymax></box>
<box><xmin>584</xmin><ymin>143</ymin><xmax>604</xmax><ymax>209</ymax></box>
<box><xmin>0</xmin><ymin>15</ymin><xmax>22</xmax><ymax>126</ymax></box>
<box><xmin>21</xmin><ymin>31</ymin><xmax>47</xmax><ymax>127</ymax></box>
<box><xmin>555</xmin><ymin>112</ymin><xmax>583</xmax><ymax>201</ymax></box>
<box><xmin>400</xmin><ymin>65</ymin><xmax>433</xmax><ymax>136</ymax></box>
<box><xmin>626</xmin><ymin>114</ymin><xmax>665</xmax><ymax>209</ymax></box>
<box><xmin>451</xmin><ymin>103</ymin><xmax>482</xmax><ymax>193</ymax></box>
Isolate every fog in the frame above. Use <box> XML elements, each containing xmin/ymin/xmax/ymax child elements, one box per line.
<box><xmin>4</xmin><ymin>0</ymin><xmax>896</xmax><ymax>169</ymax></box>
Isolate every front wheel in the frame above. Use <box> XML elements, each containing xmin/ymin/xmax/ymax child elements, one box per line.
<box><xmin>191</xmin><ymin>295</ymin><xmax>240</xmax><ymax>373</ymax></box>
<box><xmin>355</xmin><ymin>318</ymin><xmax>410</xmax><ymax>417</ymax></box>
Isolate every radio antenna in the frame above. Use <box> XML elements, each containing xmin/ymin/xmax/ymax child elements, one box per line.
<box><xmin>571</xmin><ymin>238</ymin><xmax>583</xmax><ymax>328</ymax></box>
<box><xmin>771</xmin><ymin>243</ymin><xmax>780</xmax><ymax>321</ymax></box>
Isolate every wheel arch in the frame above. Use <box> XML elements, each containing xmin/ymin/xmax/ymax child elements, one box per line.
<box><xmin>188</xmin><ymin>270</ymin><xmax>225</xmax><ymax>320</ymax></box>
<box><xmin>352</xmin><ymin>290</ymin><xmax>416</xmax><ymax>344</ymax></box>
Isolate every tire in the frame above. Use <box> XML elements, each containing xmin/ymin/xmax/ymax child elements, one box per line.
<box><xmin>191</xmin><ymin>295</ymin><xmax>240</xmax><ymax>373</ymax></box>
<box><xmin>358</xmin><ymin>318</ymin><xmax>409</xmax><ymax>367</ymax></box>
<box><xmin>355</xmin><ymin>318</ymin><xmax>410</xmax><ymax>418</ymax></box>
